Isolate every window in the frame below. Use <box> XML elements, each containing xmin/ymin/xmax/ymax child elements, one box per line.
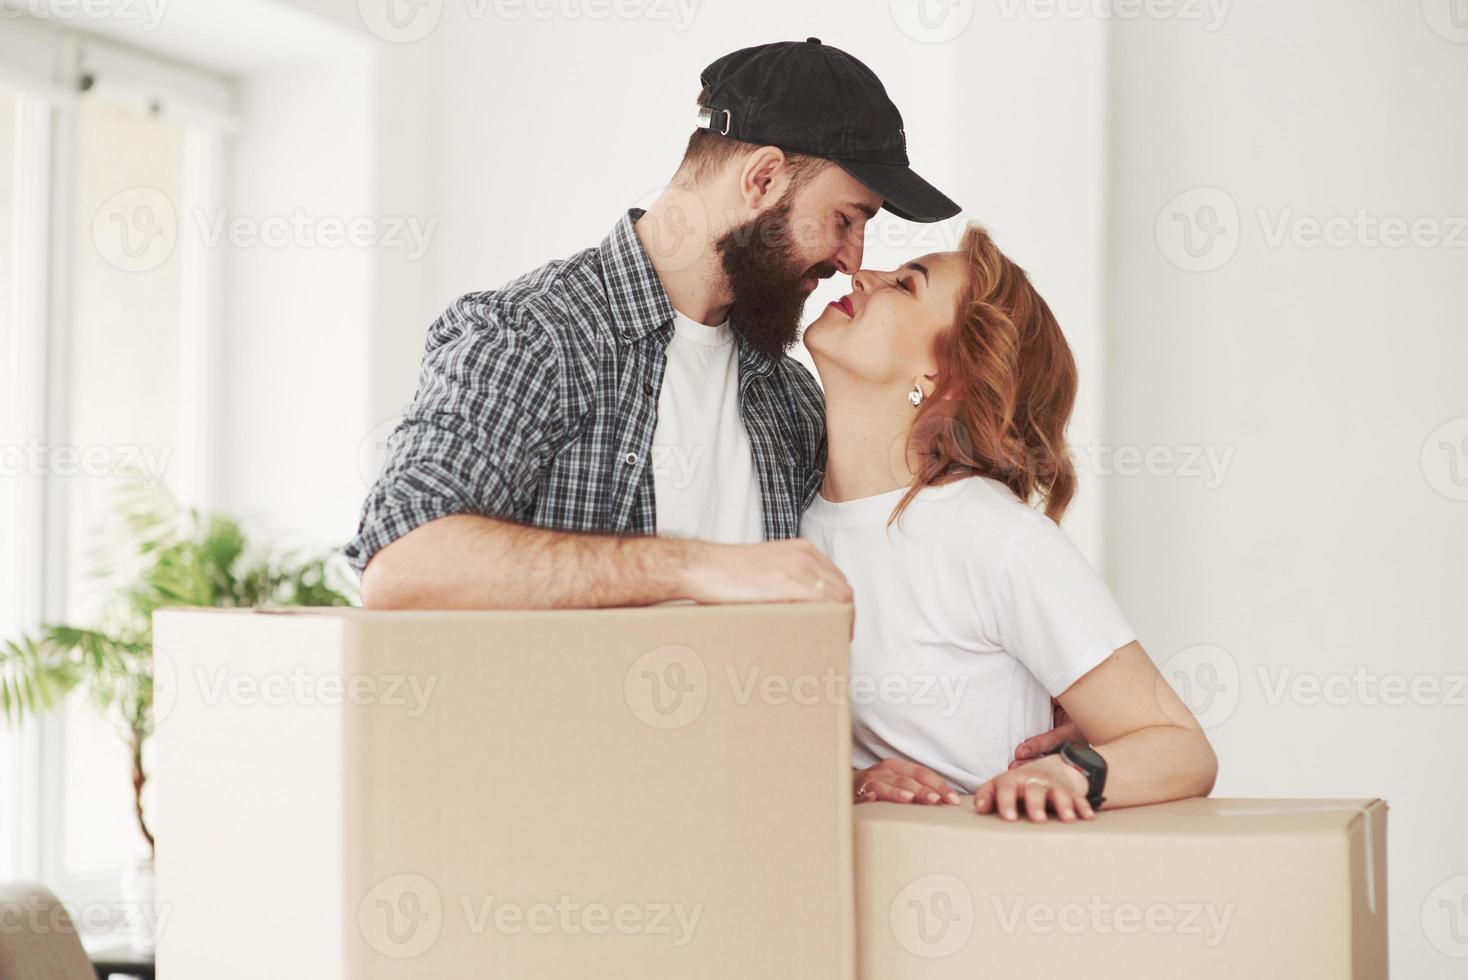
<box><xmin>0</xmin><ymin>22</ymin><xmax>233</xmax><ymax>920</ymax></box>
<box><xmin>0</xmin><ymin>72</ymin><xmax>50</xmax><ymax>887</ymax></box>
<box><xmin>60</xmin><ymin>87</ymin><xmax>189</xmax><ymax>890</ymax></box>
<box><xmin>0</xmin><ymin>81</ymin><xmax>27</xmax><ymax>885</ymax></box>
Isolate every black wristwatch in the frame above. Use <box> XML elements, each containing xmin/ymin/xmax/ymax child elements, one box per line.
<box><xmin>1057</xmin><ymin>741</ymin><xmax>1107</xmax><ymax>810</ymax></box>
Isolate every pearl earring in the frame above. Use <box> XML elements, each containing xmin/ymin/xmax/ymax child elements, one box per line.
<box><xmin>908</xmin><ymin>384</ymin><xmax>923</xmax><ymax>408</ymax></box>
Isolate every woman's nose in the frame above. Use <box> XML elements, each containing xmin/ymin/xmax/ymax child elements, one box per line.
<box><xmin>851</xmin><ymin>269</ymin><xmax>878</xmax><ymax>292</ymax></box>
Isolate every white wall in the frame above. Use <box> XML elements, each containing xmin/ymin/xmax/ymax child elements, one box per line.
<box><xmin>219</xmin><ymin>55</ymin><xmax>377</xmax><ymax>547</ymax></box>
<box><xmin>1102</xmin><ymin>5</ymin><xmax>1468</xmax><ymax>977</ymax></box>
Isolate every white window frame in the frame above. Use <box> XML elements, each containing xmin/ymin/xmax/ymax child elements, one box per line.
<box><xmin>0</xmin><ymin>15</ymin><xmax>234</xmax><ymax>920</ymax></box>
<box><xmin>0</xmin><ymin>31</ymin><xmax>55</xmax><ymax>885</ymax></box>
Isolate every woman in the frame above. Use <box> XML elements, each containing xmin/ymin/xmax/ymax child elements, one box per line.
<box><xmin>800</xmin><ymin>225</ymin><xmax>1217</xmax><ymax>823</ymax></box>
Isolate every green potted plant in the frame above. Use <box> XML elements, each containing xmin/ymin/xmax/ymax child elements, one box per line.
<box><xmin>0</xmin><ymin>485</ymin><xmax>355</xmax><ymax>949</ymax></box>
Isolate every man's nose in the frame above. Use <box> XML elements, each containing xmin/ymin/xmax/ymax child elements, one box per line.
<box><xmin>833</xmin><ymin>237</ymin><xmax>864</xmax><ymax>276</ymax></box>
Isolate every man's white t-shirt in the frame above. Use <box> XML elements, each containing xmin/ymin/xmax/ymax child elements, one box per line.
<box><xmin>651</xmin><ymin>310</ymin><xmax>763</xmax><ymax>544</ymax></box>
<box><xmin>800</xmin><ymin>476</ymin><xmax>1136</xmax><ymax>793</ymax></box>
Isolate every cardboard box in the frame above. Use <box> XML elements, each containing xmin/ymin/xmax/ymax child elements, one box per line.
<box><xmin>856</xmin><ymin>795</ymin><xmax>1387</xmax><ymax>978</ymax></box>
<box><xmin>153</xmin><ymin>604</ymin><xmax>856</xmax><ymax>980</ymax></box>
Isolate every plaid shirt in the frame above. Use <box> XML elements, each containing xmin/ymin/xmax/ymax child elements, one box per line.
<box><xmin>346</xmin><ymin>209</ymin><xmax>828</xmax><ymax>574</ymax></box>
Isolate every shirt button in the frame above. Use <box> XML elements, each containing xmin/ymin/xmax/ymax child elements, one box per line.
<box><xmin>642</xmin><ymin>381</ymin><xmax>654</xmax><ymax>396</ymax></box>
<box><xmin>623</xmin><ymin>452</ymin><xmax>638</xmax><ymax>465</ymax></box>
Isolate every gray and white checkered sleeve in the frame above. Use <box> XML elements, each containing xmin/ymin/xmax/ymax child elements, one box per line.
<box><xmin>344</xmin><ymin>294</ymin><xmax>562</xmax><ymax>575</ymax></box>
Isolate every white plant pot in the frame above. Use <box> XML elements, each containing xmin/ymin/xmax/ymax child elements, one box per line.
<box><xmin>119</xmin><ymin>857</ymin><xmax>159</xmax><ymax>953</ymax></box>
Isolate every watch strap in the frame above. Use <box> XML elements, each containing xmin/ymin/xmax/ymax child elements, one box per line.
<box><xmin>1059</xmin><ymin>741</ymin><xmax>1107</xmax><ymax>809</ymax></box>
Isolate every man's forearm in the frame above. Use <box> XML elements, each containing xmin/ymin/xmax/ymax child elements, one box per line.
<box><xmin>361</xmin><ymin>514</ymin><xmax>700</xmax><ymax>610</ymax></box>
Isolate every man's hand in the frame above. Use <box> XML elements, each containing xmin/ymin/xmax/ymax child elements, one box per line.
<box><xmin>1008</xmin><ymin>700</ymin><xmax>1084</xmax><ymax>770</ymax></box>
<box><xmin>682</xmin><ymin>539</ymin><xmax>853</xmax><ymax>604</ymax></box>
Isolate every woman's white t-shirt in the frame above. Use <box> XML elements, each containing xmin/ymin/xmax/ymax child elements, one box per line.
<box><xmin>799</xmin><ymin>476</ymin><xmax>1136</xmax><ymax>793</ymax></box>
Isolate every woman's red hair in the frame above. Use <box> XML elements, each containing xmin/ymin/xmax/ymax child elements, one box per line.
<box><xmin>893</xmin><ymin>224</ymin><xmax>1078</xmax><ymax>524</ymax></box>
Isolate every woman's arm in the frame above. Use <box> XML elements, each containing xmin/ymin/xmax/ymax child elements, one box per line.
<box><xmin>974</xmin><ymin>641</ymin><xmax>1217</xmax><ymax>821</ymax></box>
<box><xmin>1054</xmin><ymin>640</ymin><xmax>1218</xmax><ymax>807</ymax></box>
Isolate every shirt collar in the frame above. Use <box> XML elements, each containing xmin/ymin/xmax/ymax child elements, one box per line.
<box><xmin>601</xmin><ymin>207</ymin><xmax>778</xmax><ymax>377</ymax></box>
<box><xmin>600</xmin><ymin>209</ymin><xmax>675</xmax><ymax>345</ymax></box>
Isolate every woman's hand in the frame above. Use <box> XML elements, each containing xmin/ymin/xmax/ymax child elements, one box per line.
<box><xmin>973</xmin><ymin>755</ymin><xmax>1095</xmax><ymax>823</ymax></box>
<box><xmin>853</xmin><ymin>759</ymin><xmax>962</xmax><ymax>806</ymax></box>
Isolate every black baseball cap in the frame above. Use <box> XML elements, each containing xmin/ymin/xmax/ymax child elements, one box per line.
<box><xmin>697</xmin><ymin>38</ymin><xmax>961</xmax><ymax>223</ymax></box>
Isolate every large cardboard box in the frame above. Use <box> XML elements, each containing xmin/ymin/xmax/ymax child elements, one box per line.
<box><xmin>856</xmin><ymin>795</ymin><xmax>1387</xmax><ymax>978</ymax></box>
<box><xmin>153</xmin><ymin>605</ymin><xmax>856</xmax><ymax>980</ymax></box>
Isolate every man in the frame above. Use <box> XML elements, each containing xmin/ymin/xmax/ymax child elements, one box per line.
<box><xmin>348</xmin><ymin>38</ymin><xmax>960</xmax><ymax>609</ymax></box>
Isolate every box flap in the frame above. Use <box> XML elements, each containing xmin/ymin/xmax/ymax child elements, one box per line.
<box><xmin>856</xmin><ymin>796</ymin><xmax>1383</xmax><ymax>838</ymax></box>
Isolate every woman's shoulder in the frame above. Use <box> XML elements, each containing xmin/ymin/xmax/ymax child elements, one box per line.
<box><xmin>904</xmin><ymin>477</ymin><xmax>1052</xmax><ymax>556</ymax></box>
<box><xmin>940</xmin><ymin>476</ymin><xmax>1047</xmax><ymax>530</ymax></box>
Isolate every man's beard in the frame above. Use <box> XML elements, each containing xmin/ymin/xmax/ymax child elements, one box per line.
<box><xmin>715</xmin><ymin>200</ymin><xmax>836</xmax><ymax>361</ymax></box>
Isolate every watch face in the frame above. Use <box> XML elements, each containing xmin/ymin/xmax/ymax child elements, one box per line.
<box><xmin>1066</xmin><ymin>743</ymin><xmax>1106</xmax><ymax>772</ymax></box>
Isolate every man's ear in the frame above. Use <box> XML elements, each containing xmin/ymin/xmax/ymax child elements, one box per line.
<box><xmin>737</xmin><ymin>146</ymin><xmax>791</xmax><ymax>211</ymax></box>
